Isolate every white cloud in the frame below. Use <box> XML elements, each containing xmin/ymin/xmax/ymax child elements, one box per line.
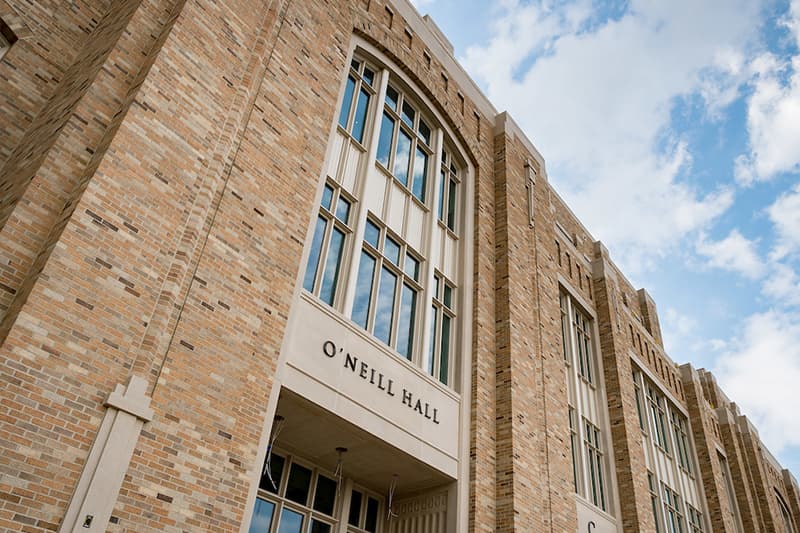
<box><xmin>460</xmin><ymin>0</ymin><xmax>762</xmax><ymax>271</ymax></box>
<box><xmin>736</xmin><ymin>2</ymin><xmax>800</xmax><ymax>184</ymax></box>
<box><xmin>767</xmin><ymin>183</ymin><xmax>800</xmax><ymax>260</ymax></box>
<box><xmin>762</xmin><ymin>263</ymin><xmax>800</xmax><ymax>307</ymax></box>
<box><xmin>715</xmin><ymin>310</ymin><xmax>800</xmax><ymax>455</ymax></box>
<box><xmin>662</xmin><ymin>307</ymin><xmax>697</xmax><ymax>355</ymax></box>
<box><xmin>695</xmin><ymin>230</ymin><xmax>766</xmax><ymax>280</ymax></box>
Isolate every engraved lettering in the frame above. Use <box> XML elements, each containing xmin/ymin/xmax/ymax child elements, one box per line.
<box><xmin>344</xmin><ymin>353</ymin><xmax>357</xmax><ymax>372</ymax></box>
<box><xmin>402</xmin><ymin>389</ymin><xmax>413</xmax><ymax>407</ymax></box>
<box><xmin>323</xmin><ymin>340</ymin><xmax>336</xmax><ymax>358</ymax></box>
<box><xmin>387</xmin><ymin>379</ymin><xmax>396</xmax><ymax>396</ymax></box>
<box><xmin>359</xmin><ymin>361</ymin><xmax>369</xmax><ymax>379</ymax></box>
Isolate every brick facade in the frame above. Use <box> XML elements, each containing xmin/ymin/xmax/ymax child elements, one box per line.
<box><xmin>1</xmin><ymin>1</ymin><xmax>798</xmax><ymax>532</ymax></box>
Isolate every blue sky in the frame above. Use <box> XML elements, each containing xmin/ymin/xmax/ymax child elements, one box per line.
<box><xmin>412</xmin><ymin>0</ymin><xmax>800</xmax><ymax>478</ymax></box>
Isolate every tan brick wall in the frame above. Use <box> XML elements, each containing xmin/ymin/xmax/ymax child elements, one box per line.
<box><xmin>1</xmin><ymin>1</ymin><xmax>798</xmax><ymax>532</ymax></box>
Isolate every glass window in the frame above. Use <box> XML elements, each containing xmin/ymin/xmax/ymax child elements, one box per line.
<box><xmin>277</xmin><ymin>508</ymin><xmax>304</xmax><ymax>533</ymax></box>
<box><xmin>347</xmin><ymin>489</ymin><xmax>382</xmax><ymax>533</ymax></box>
<box><xmin>337</xmin><ymin>59</ymin><xmax>377</xmax><ymax>144</ymax></box>
<box><xmin>559</xmin><ymin>292</ymin><xmax>595</xmax><ymax>384</ymax></box>
<box><xmin>303</xmin><ymin>182</ymin><xmax>355</xmax><ymax>308</ymax></box>
<box><xmin>634</xmin><ymin>370</ymin><xmax>646</xmax><ymax>431</ymax></box>
<box><xmin>569</xmin><ymin>407</ymin><xmax>579</xmax><ymax>493</ymax></box>
<box><xmin>251</xmin><ymin>454</ymin><xmax>342</xmax><ymax>533</ymax></box>
<box><xmin>584</xmin><ymin>419</ymin><xmax>606</xmax><ymax>511</ymax></box>
<box><xmin>687</xmin><ymin>504</ymin><xmax>704</xmax><ymax>533</ymax></box>
<box><xmin>249</xmin><ymin>498</ymin><xmax>275</xmax><ymax>533</ymax></box>
<box><xmin>428</xmin><ymin>273</ymin><xmax>456</xmax><ymax>385</ymax></box>
<box><xmin>648</xmin><ymin>472</ymin><xmax>661</xmax><ymax>533</ymax></box>
<box><xmin>662</xmin><ymin>484</ymin><xmax>685</xmax><ymax>533</ymax></box>
<box><xmin>647</xmin><ymin>383</ymin><xmax>671</xmax><ymax>453</ymax></box>
<box><xmin>348</xmin><ymin>490</ymin><xmax>363</xmax><ymax>526</ymax></box>
<box><xmin>439</xmin><ymin>150</ymin><xmax>460</xmax><ymax>232</ymax></box>
<box><xmin>352</xmin><ymin>219</ymin><xmax>422</xmax><ymax>362</ymax></box>
<box><xmin>285</xmin><ymin>463</ymin><xmax>312</xmax><ymax>505</ymax></box>
<box><xmin>313</xmin><ymin>475</ymin><xmax>337</xmax><ymax>515</ymax></box>
<box><xmin>259</xmin><ymin>453</ymin><xmax>286</xmax><ymax>493</ymax></box>
<box><xmin>376</xmin><ymin>84</ymin><xmax>433</xmax><ymax>203</ymax></box>
<box><xmin>671</xmin><ymin>408</ymin><xmax>693</xmax><ymax>473</ymax></box>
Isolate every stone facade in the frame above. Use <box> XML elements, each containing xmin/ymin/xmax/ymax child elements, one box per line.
<box><xmin>0</xmin><ymin>1</ymin><xmax>798</xmax><ymax>532</ymax></box>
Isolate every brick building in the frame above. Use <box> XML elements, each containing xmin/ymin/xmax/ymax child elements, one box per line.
<box><xmin>0</xmin><ymin>0</ymin><xmax>798</xmax><ymax>531</ymax></box>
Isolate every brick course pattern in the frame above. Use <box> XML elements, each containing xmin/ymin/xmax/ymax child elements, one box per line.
<box><xmin>1</xmin><ymin>1</ymin><xmax>799</xmax><ymax>532</ymax></box>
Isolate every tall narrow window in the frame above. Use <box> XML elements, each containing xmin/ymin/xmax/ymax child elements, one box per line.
<box><xmin>438</xmin><ymin>149</ymin><xmax>460</xmax><ymax>232</ymax></box>
<box><xmin>718</xmin><ymin>453</ymin><xmax>743</xmax><ymax>533</ymax></box>
<box><xmin>560</xmin><ymin>291</ymin><xmax>595</xmax><ymax>383</ymax></box>
<box><xmin>560</xmin><ymin>293</ymin><xmax>570</xmax><ymax>363</ymax></box>
<box><xmin>584</xmin><ymin>419</ymin><xmax>607</xmax><ymax>511</ymax></box>
<box><xmin>671</xmin><ymin>409</ymin><xmax>693</xmax><ymax>473</ymax></box>
<box><xmin>574</xmin><ymin>306</ymin><xmax>593</xmax><ymax>383</ymax></box>
<box><xmin>633</xmin><ymin>369</ymin><xmax>646</xmax><ymax>431</ymax></box>
<box><xmin>662</xmin><ymin>483</ymin><xmax>685</xmax><ymax>533</ymax></box>
<box><xmin>569</xmin><ymin>406</ymin><xmax>579</xmax><ymax>492</ymax></box>
<box><xmin>428</xmin><ymin>272</ymin><xmax>456</xmax><ymax>385</ymax></box>
<box><xmin>647</xmin><ymin>384</ymin><xmax>670</xmax><ymax>453</ymax></box>
<box><xmin>376</xmin><ymin>84</ymin><xmax>433</xmax><ymax>203</ymax></box>
<box><xmin>304</xmin><ymin>182</ymin><xmax>354</xmax><ymax>307</ymax></box>
<box><xmin>352</xmin><ymin>218</ymin><xmax>421</xmax><ymax>360</ymax></box>
<box><xmin>338</xmin><ymin>58</ymin><xmax>376</xmax><ymax>144</ymax></box>
<box><xmin>687</xmin><ymin>504</ymin><xmax>704</xmax><ymax>533</ymax></box>
<box><xmin>649</xmin><ymin>472</ymin><xmax>662</xmax><ymax>533</ymax></box>
<box><xmin>777</xmin><ymin>491</ymin><xmax>795</xmax><ymax>533</ymax></box>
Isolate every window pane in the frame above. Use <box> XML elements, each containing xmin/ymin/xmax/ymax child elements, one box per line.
<box><xmin>412</xmin><ymin>146</ymin><xmax>428</xmax><ymax>202</ymax></box>
<box><xmin>439</xmin><ymin>314</ymin><xmax>451</xmax><ymax>384</ymax></box>
<box><xmin>374</xmin><ymin>268</ymin><xmax>397</xmax><ymax>345</ymax></box>
<box><xmin>364</xmin><ymin>219</ymin><xmax>380</xmax><ymax>249</ymax></box>
<box><xmin>335</xmin><ymin>196</ymin><xmax>351</xmax><ymax>223</ymax></box>
<box><xmin>365</xmin><ymin>497</ymin><xmax>379</xmax><ymax>532</ymax></box>
<box><xmin>321</xmin><ymin>184</ymin><xmax>334</xmax><ymax>211</ymax></box>
<box><xmin>310</xmin><ymin>520</ymin><xmax>332</xmax><ymax>533</ymax></box>
<box><xmin>401</xmin><ymin>101</ymin><xmax>415</xmax><ymax>128</ymax></box>
<box><xmin>352</xmin><ymin>252</ymin><xmax>376</xmax><ymax>329</ymax></box>
<box><xmin>313</xmin><ymin>474</ymin><xmax>337</xmax><ymax>516</ymax></box>
<box><xmin>363</xmin><ymin>67</ymin><xmax>375</xmax><ymax>87</ymax></box>
<box><xmin>418</xmin><ymin>119</ymin><xmax>431</xmax><ymax>145</ymax></box>
<box><xmin>428</xmin><ymin>307</ymin><xmax>437</xmax><ymax>376</ymax></box>
<box><xmin>396</xmin><ymin>284</ymin><xmax>417</xmax><ymax>360</ymax></box>
<box><xmin>277</xmin><ymin>508</ymin><xmax>304</xmax><ymax>533</ymax></box>
<box><xmin>352</xmin><ymin>87</ymin><xmax>371</xmax><ymax>143</ymax></box>
<box><xmin>447</xmin><ymin>178</ymin><xmax>457</xmax><ymax>230</ymax></box>
<box><xmin>393</xmin><ymin>129</ymin><xmax>412</xmax><ymax>186</ymax></box>
<box><xmin>285</xmin><ymin>463</ymin><xmax>312</xmax><ymax>505</ymax></box>
<box><xmin>259</xmin><ymin>453</ymin><xmax>285</xmax><ymax>493</ymax></box>
<box><xmin>384</xmin><ymin>236</ymin><xmax>401</xmax><ymax>265</ymax></box>
<box><xmin>249</xmin><ymin>498</ymin><xmax>275</xmax><ymax>533</ymax></box>
<box><xmin>376</xmin><ymin>112</ymin><xmax>395</xmax><ymax>168</ymax></box>
<box><xmin>351</xmin><ymin>58</ymin><xmax>361</xmax><ymax>71</ymax></box>
<box><xmin>348</xmin><ymin>490</ymin><xmax>363</xmax><ymax>526</ymax></box>
<box><xmin>438</xmin><ymin>169</ymin><xmax>446</xmax><ymax>221</ymax></box>
<box><xmin>404</xmin><ymin>253</ymin><xmax>419</xmax><ymax>280</ymax></box>
<box><xmin>319</xmin><ymin>228</ymin><xmax>345</xmax><ymax>305</ymax></box>
<box><xmin>385</xmin><ymin>86</ymin><xmax>399</xmax><ymax>110</ymax></box>
<box><xmin>443</xmin><ymin>284</ymin><xmax>452</xmax><ymax>308</ymax></box>
<box><xmin>303</xmin><ymin>216</ymin><xmax>327</xmax><ymax>293</ymax></box>
<box><xmin>338</xmin><ymin>76</ymin><xmax>356</xmax><ymax>129</ymax></box>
